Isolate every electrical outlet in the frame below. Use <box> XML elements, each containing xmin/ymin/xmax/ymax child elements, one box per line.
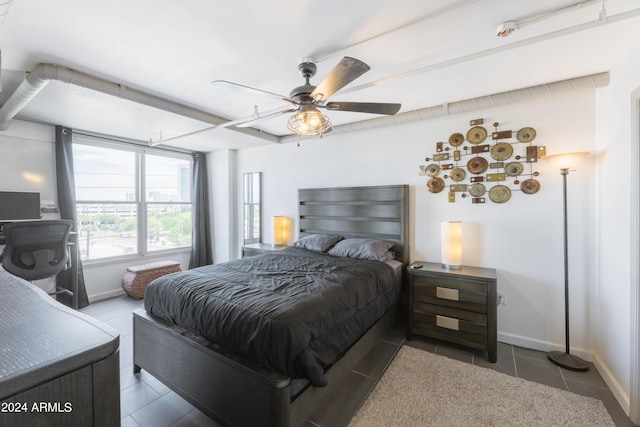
<box><xmin>498</xmin><ymin>292</ymin><xmax>507</xmax><ymax>306</ymax></box>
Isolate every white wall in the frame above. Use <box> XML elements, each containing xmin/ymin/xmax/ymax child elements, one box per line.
<box><xmin>235</xmin><ymin>90</ymin><xmax>597</xmax><ymax>358</ymax></box>
<box><xmin>0</xmin><ymin>120</ymin><xmax>56</xmax><ymax>202</ymax></box>
<box><xmin>593</xmin><ymin>43</ymin><xmax>640</xmax><ymax>416</ymax></box>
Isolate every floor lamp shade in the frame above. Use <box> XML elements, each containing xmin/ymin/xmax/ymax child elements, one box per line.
<box><xmin>543</xmin><ymin>152</ymin><xmax>589</xmax><ymax>171</ymax></box>
<box><xmin>271</xmin><ymin>216</ymin><xmax>288</xmax><ymax>246</ymax></box>
<box><xmin>441</xmin><ymin>221</ymin><xmax>462</xmax><ymax>269</ymax></box>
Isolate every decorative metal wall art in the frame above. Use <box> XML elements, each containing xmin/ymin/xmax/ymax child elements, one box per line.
<box><xmin>420</xmin><ymin>119</ymin><xmax>545</xmax><ymax>204</ymax></box>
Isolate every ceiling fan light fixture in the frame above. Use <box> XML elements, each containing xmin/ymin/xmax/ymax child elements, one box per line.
<box><xmin>286</xmin><ymin>107</ymin><xmax>331</xmax><ymax>136</ymax></box>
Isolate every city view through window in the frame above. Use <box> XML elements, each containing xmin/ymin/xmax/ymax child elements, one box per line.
<box><xmin>73</xmin><ymin>144</ymin><xmax>192</xmax><ymax>261</ymax></box>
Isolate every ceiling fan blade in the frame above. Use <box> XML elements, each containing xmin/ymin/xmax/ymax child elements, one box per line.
<box><xmin>310</xmin><ymin>57</ymin><xmax>370</xmax><ymax>103</ymax></box>
<box><xmin>235</xmin><ymin>106</ymin><xmax>296</xmax><ymax>128</ymax></box>
<box><xmin>324</xmin><ymin>101</ymin><xmax>401</xmax><ymax>115</ymax></box>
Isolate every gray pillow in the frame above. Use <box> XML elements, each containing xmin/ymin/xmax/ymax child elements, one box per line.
<box><xmin>327</xmin><ymin>238</ymin><xmax>395</xmax><ymax>262</ymax></box>
<box><xmin>292</xmin><ymin>234</ymin><xmax>343</xmax><ymax>252</ymax></box>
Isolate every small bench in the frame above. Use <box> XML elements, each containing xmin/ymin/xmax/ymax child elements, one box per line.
<box><xmin>122</xmin><ymin>260</ymin><xmax>181</xmax><ymax>299</ymax></box>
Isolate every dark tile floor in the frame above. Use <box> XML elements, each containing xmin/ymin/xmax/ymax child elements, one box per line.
<box><xmin>82</xmin><ymin>296</ymin><xmax>637</xmax><ymax>427</ymax></box>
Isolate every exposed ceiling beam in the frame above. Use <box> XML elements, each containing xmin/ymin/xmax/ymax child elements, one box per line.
<box><xmin>0</xmin><ymin>63</ymin><xmax>281</xmax><ymax>143</ymax></box>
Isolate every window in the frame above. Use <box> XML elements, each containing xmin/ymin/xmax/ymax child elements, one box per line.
<box><xmin>73</xmin><ymin>142</ymin><xmax>192</xmax><ymax>261</ymax></box>
<box><xmin>145</xmin><ymin>154</ymin><xmax>192</xmax><ymax>251</ymax></box>
<box><xmin>243</xmin><ymin>172</ymin><xmax>261</xmax><ymax>244</ymax></box>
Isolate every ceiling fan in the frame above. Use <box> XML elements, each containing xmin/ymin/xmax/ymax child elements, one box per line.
<box><xmin>221</xmin><ymin>56</ymin><xmax>401</xmax><ymax>136</ymax></box>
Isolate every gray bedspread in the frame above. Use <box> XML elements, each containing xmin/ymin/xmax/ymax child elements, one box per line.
<box><xmin>143</xmin><ymin>246</ymin><xmax>399</xmax><ymax>386</ymax></box>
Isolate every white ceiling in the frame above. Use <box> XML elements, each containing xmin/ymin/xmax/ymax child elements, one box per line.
<box><xmin>1</xmin><ymin>0</ymin><xmax>639</xmax><ymax>152</ymax></box>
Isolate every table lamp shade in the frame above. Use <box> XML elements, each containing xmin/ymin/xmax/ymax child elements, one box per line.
<box><xmin>272</xmin><ymin>216</ymin><xmax>288</xmax><ymax>246</ymax></box>
<box><xmin>441</xmin><ymin>221</ymin><xmax>462</xmax><ymax>269</ymax></box>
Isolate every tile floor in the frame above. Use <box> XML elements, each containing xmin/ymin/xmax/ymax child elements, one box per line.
<box><xmin>82</xmin><ymin>296</ymin><xmax>637</xmax><ymax>427</ymax></box>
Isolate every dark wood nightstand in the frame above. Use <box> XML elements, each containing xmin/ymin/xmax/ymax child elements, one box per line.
<box><xmin>241</xmin><ymin>243</ymin><xmax>288</xmax><ymax>258</ymax></box>
<box><xmin>407</xmin><ymin>261</ymin><xmax>497</xmax><ymax>362</ymax></box>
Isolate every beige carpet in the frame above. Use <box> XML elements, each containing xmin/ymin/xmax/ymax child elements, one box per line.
<box><xmin>348</xmin><ymin>346</ymin><xmax>614</xmax><ymax>427</ymax></box>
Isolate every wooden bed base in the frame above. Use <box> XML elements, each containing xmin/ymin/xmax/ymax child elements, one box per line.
<box><xmin>133</xmin><ymin>303</ymin><xmax>398</xmax><ymax>426</ymax></box>
<box><xmin>133</xmin><ymin>184</ymin><xmax>410</xmax><ymax>426</ymax></box>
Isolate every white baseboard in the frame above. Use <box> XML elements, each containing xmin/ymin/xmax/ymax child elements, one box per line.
<box><xmin>593</xmin><ymin>353</ymin><xmax>631</xmax><ymax>416</ymax></box>
<box><xmin>88</xmin><ymin>288</ymin><xmax>126</xmax><ymax>303</ymax></box>
<box><xmin>497</xmin><ymin>331</ymin><xmax>594</xmax><ymax>361</ymax></box>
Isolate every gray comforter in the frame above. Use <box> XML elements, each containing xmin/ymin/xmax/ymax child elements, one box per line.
<box><xmin>143</xmin><ymin>246</ymin><xmax>398</xmax><ymax>386</ymax></box>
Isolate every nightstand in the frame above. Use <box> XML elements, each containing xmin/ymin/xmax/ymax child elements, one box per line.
<box><xmin>407</xmin><ymin>261</ymin><xmax>497</xmax><ymax>362</ymax></box>
<box><xmin>241</xmin><ymin>243</ymin><xmax>288</xmax><ymax>258</ymax></box>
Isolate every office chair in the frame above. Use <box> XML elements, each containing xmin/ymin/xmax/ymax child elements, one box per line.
<box><xmin>1</xmin><ymin>219</ymin><xmax>74</xmax><ymax>284</ymax></box>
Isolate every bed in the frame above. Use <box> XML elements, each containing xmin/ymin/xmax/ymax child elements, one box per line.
<box><xmin>132</xmin><ymin>184</ymin><xmax>409</xmax><ymax>426</ymax></box>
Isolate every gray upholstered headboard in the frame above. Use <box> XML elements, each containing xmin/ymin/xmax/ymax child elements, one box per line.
<box><xmin>298</xmin><ymin>185</ymin><xmax>410</xmax><ymax>266</ymax></box>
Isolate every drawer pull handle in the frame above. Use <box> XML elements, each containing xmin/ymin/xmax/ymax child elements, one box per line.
<box><xmin>436</xmin><ymin>287</ymin><xmax>459</xmax><ymax>301</ymax></box>
<box><xmin>436</xmin><ymin>315</ymin><xmax>460</xmax><ymax>331</ymax></box>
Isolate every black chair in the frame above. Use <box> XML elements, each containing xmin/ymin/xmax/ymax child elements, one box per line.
<box><xmin>1</xmin><ymin>220</ymin><xmax>75</xmax><ymax>297</ymax></box>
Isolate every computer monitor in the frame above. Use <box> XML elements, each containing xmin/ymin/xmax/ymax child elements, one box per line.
<box><xmin>0</xmin><ymin>191</ymin><xmax>41</xmax><ymax>221</ymax></box>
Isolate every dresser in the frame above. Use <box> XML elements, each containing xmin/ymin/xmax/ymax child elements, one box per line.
<box><xmin>0</xmin><ymin>269</ymin><xmax>120</xmax><ymax>426</ymax></box>
<box><xmin>407</xmin><ymin>261</ymin><xmax>497</xmax><ymax>362</ymax></box>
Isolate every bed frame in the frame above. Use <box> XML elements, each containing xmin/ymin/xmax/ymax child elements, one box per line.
<box><xmin>133</xmin><ymin>184</ymin><xmax>409</xmax><ymax>426</ymax></box>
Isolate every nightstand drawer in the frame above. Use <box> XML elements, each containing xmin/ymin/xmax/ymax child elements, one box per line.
<box><xmin>413</xmin><ymin>276</ymin><xmax>487</xmax><ymax>314</ymax></box>
<box><xmin>412</xmin><ymin>305</ymin><xmax>488</xmax><ymax>348</ymax></box>
<box><xmin>413</xmin><ymin>302</ymin><xmax>487</xmax><ymax>326</ymax></box>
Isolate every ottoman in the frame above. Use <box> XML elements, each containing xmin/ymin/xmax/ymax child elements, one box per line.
<box><xmin>121</xmin><ymin>260</ymin><xmax>181</xmax><ymax>299</ymax></box>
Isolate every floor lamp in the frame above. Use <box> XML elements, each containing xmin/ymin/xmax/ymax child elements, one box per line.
<box><xmin>543</xmin><ymin>152</ymin><xmax>590</xmax><ymax>371</ymax></box>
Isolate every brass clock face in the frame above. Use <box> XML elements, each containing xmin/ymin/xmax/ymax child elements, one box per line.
<box><xmin>491</xmin><ymin>142</ymin><xmax>513</xmax><ymax>161</ymax></box>
<box><xmin>520</xmin><ymin>179</ymin><xmax>541</xmax><ymax>195</ymax></box>
<box><xmin>427</xmin><ymin>177</ymin><xmax>445</xmax><ymax>193</ymax></box>
<box><xmin>466</xmin><ymin>126</ymin><xmax>488</xmax><ymax>144</ymax></box>
<box><xmin>489</xmin><ymin>185</ymin><xmax>511</xmax><ymax>203</ymax></box>
<box><xmin>516</xmin><ymin>127</ymin><xmax>537</xmax><ymax>142</ymax></box>
<box><xmin>467</xmin><ymin>157</ymin><xmax>489</xmax><ymax>174</ymax></box>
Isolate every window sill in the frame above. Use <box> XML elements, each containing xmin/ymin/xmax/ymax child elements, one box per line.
<box><xmin>81</xmin><ymin>247</ymin><xmax>190</xmax><ymax>268</ymax></box>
